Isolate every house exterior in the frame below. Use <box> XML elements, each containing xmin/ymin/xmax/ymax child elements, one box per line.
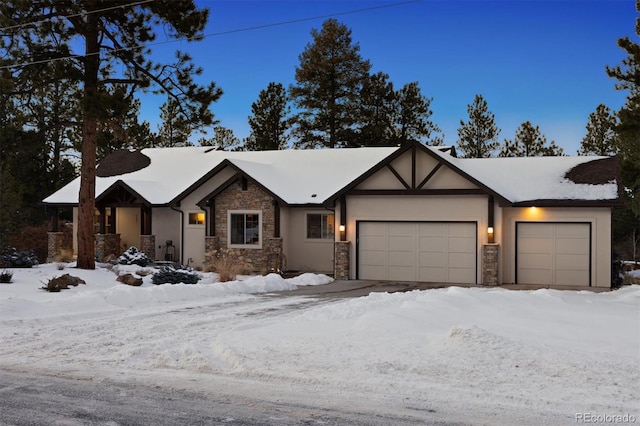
<box><xmin>43</xmin><ymin>141</ymin><xmax>621</xmax><ymax>289</ymax></box>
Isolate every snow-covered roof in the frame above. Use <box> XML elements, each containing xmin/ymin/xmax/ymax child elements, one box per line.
<box><xmin>43</xmin><ymin>146</ymin><xmax>397</xmax><ymax>205</ymax></box>
<box><xmin>43</xmin><ymin>143</ymin><xmax>619</xmax><ymax>206</ymax></box>
<box><xmin>441</xmin><ymin>154</ymin><xmax>619</xmax><ymax>203</ymax></box>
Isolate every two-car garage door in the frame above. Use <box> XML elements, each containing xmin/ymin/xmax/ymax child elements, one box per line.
<box><xmin>358</xmin><ymin>222</ymin><xmax>477</xmax><ymax>283</ymax></box>
<box><xmin>516</xmin><ymin>222</ymin><xmax>591</xmax><ymax>286</ymax></box>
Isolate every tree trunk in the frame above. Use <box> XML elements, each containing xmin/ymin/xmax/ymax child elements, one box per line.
<box><xmin>76</xmin><ymin>6</ymin><xmax>99</xmax><ymax>270</ymax></box>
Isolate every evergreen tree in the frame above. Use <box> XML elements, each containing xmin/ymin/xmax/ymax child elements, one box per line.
<box><xmin>392</xmin><ymin>81</ymin><xmax>442</xmax><ymax>145</ymax></box>
<box><xmin>157</xmin><ymin>97</ymin><xmax>195</xmax><ymax>147</ymax></box>
<box><xmin>499</xmin><ymin>121</ymin><xmax>564</xmax><ymax>157</ymax></box>
<box><xmin>0</xmin><ymin>1</ymin><xmax>222</xmax><ymax>269</ymax></box>
<box><xmin>357</xmin><ymin>72</ymin><xmax>396</xmax><ymax>146</ymax></box>
<box><xmin>606</xmin><ymin>5</ymin><xmax>640</xmax><ymax>215</ymax></box>
<box><xmin>578</xmin><ymin>104</ymin><xmax>619</xmax><ymax>156</ymax></box>
<box><xmin>245</xmin><ymin>82</ymin><xmax>290</xmax><ymax>150</ymax></box>
<box><xmin>456</xmin><ymin>94</ymin><xmax>500</xmax><ymax>158</ymax></box>
<box><xmin>290</xmin><ymin>18</ymin><xmax>371</xmax><ymax>148</ymax></box>
<box><xmin>200</xmin><ymin>126</ymin><xmax>241</xmax><ymax>151</ymax></box>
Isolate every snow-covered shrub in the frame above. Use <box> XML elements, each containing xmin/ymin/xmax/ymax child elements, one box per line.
<box><xmin>118</xmin><ymin>246</ymin><xmax>149</xmax><ymax>267</ymax></box>
<box><xmin>204</xmin><ymin>248</ymin><xmax>251</xmax><ymax>282</ymax></box>
<box><xmin>2</xmin><ymin>248</ymin><xmax>39</xmax><ymax>268</ymax></box>
<box><xmin>0</xmin><ymin>269</ymin><xmax>13</xmax><ymax>283</ymax></box>
<box><xmin>151</xmin><ymin>265</ymin><xmax>200</xmax><ymax>285</ymax></box>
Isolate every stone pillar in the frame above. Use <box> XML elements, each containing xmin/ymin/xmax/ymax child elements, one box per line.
<box><xmin>95</xmin><ymin>234</ymin><xmax>121</xmax><ymax>262</ymax></box>
<box><xmin>265</xmin><ymin>237</ymin><xmax>284</xmax><ymax>272</ymax></box>
<box><xmin>334</xmin><ymin>241</ymin><xmax>350</xmax><ymax>280</ymax></box>
<box><xmin>482</xmin><ymin>244</ymin><xmax>499</xmax><ymax>286</ymax></box>
<box><xmin>47</xmin><ymin>232</ymin><xmax>64</xmax><ymax>263</ymax></box>
<box><xmin>140</xmin><ymin>235</ymin><xmax>156</xmax><ymax>261</ymax></box>
<box><xmin>204</xmin><ymin>236</ymin><xmax>220</xmax><ymax>264</ymax></box>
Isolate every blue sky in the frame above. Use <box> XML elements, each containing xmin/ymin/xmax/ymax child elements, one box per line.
<box><xmin>141</xmin><ymin>0</ymin><xmax>634</xmax><ymax>154</ymax></box>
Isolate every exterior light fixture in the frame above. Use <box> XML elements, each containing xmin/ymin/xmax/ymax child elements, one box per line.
<box><xmin>487</xmin><ymin>226</ymin><xmax>495</xmax><ymax>243</ymax></box>
<box><xmin>339</xmin><ymin>225</ymin><xmax>346</xmax><ymax>232</ymax></box>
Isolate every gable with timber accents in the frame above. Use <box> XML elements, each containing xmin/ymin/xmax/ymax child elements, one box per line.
<box><xmin>354</xmin><ymin>146</ymin><xmax>480</xmax><ymax>191</ymax></box>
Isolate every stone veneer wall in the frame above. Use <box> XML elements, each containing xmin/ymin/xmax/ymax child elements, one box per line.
<box><xmin>95</xmin><ymin>234</ymin><xmax>121</xmax><ymax>262</ymax></box>
<box><xmin>214</xmin><ymin>179</ymin><xmax>277</xmax><ymax>272</ymax></box>
<box><xmin>334</xmin><ymin>241</ymin><xmax>350</xmax><ymax>280</ymax></box>
<box><xmin>139</xmin><ymin>235</ymin><xmax>156</xmax><ymax>261</ymax></box>
<box><xmin>47</xmin><ymin>232</ymin><xmax>64</xmax><ymax>262</ymax></box>
<box><xmin>482</xmin><ymin>244</ymin><xmax>499</xmax><ymax>285</ymax></box>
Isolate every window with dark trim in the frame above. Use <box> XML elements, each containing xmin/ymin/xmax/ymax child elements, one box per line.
<box><xmin>229</xmin><ymin>212</ymin><xmax>261</xmax><ymax>246</ymax></box>
<box><xmin>188</xmin><ymin>212</ymin><xmax>205</xmax><ymax>225</ymax></box>
<box><xmin>306</xmin><ymin>213</ymin><xmax>335</xmax><ymax>239</ymax></box>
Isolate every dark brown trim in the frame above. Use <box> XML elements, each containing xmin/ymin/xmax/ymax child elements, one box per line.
<box><xmin>340</xmin><ymin>196</ymin><xmax>347</xmax><ymax>241</ymax></box>
<box><xmin>197</xmin><ymin>174</ymin><xmax>240</xmax><ymax>206</ymax></box>
<box><xmin>513</xmin><ymin>199</ymin><xmax>622</xmax><ymax>207</ymax></box>
<box><xmin>209</xmin><ymin>200</ymin><xmax>215</xmax><ymax>237</ymax></box>
<box><xmin>274</xmin><ymin>201</ymin><xmax>281</xmax><ymax>238</ymax></box>
<box><xmin>417</xmin><ymin>162</ymin><xmax>443</xmax><ymax>189</ymax></box>
<box><xmin>98</xmin><ymin>206</ymin><xmax>106</xmax><ymax>234</ymax></box>
<box><xmin>488</xmin><ymin>196</ymin><xmax>494</xmax><ymax>227</ymax></box>
<box><xmin>349</xmin><ymin>188</ymin><xmax>486</xmax><ymax>196</ymax></box>
<box><xmin>386</xmin><ymin>164</ymin><xmax>410</xmax><ymax>189</ymax></box>
<box><xmin>109</xmin><ymin>207</ymin><xmax>116</xmax><ymax>233</ymax></box>
<box><xmin>140</xmin><ymin>206</ymin><xmax>152</xmax><ymax>235</ymax></box>
<box><xmin>411</xmin><ymin>143</ymin><xmax>417</xmax><ymax>189</ymax></box>
<box><xmin>50</xmin><ymin>207</ymin><xmax>59</xmax><ymax>232</ymax></box>
<box><xmin>324</xmin><ymin>140</ymin><xmax>512</xmax><ymax>206</ymax></box>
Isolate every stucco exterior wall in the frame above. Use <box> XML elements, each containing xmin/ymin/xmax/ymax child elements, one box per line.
<box><xmin>500</xmin><ymin>206</ymin><xmax>612</xmax><ymax>288</ymax></box>
<box><xmin>284</xmin><ymin>207</ymin><xmax>334</xmax><ymax>274</ymax></box>
<box><xmin>116</xmin><ymin>207</ymin><xmax>140</xmax><ymax>252</ymax></box>
<box><xmin>152</xmin><ymin>208</ymin><xmax>181</xmax><ymax>262</ymax></box>
<box><xmin>344</xmin><ymin>195</ymin><xmax>490</xmax><ymax>281</ymax></box>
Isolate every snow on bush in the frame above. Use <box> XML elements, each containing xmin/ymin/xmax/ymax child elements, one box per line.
<box><xmin>118</xmin><ymin>246</ymin><xmax>149</xmax><ymax>267</ymax></box>
<box><xmin>151</xmin><ymin>265</ymin><xmax>201</xmax><ymax>285</ymax></box>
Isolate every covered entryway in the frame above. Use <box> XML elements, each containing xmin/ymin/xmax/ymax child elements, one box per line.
<box><xmin>516</xmin><ymin>222</ymin><xmax>591</xmax><ymax>286</ymax></box>
<box><xmin>357</xmin><ymin>221</ymin><xmax>477</xmax><ymax>283</ymax></box>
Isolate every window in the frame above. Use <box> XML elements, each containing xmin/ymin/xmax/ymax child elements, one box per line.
<box><xmin>307</xmin><ymin>213</ymin><xmax>335</xmax><ymax>239</ymax></box>
<box><xmin>188</xmin><ymin>212</ymin><xmax>205</xmax><ymax>225</ymax></box>
<box><xmin>229</xmin><ymin>211</ymin><xmax>261</xmax><ymax>247</ymax></box>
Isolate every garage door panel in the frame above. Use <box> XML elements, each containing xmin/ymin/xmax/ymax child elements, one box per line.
<box><xmin>448</xmin><ymin>267</ymin><xmax>476</xmax><ymax>283</ymax></box>
<box><xmin>388</xmin><ymin>251</ymin><xmax>415</xmax><ymax>266</ymax></box>
<box><xmin>449</xmin><ymin>252</ymin><xmax>475</xmax><ymax>268</ymax></box>
<box><xmin>519</xmin><ymin>253</ymin><xmax>552</xmax><ymax>269</ymax></box>
<box><xmin>359</xmin><ymin>235</ymin><xmax>386</xmax><ymax>250</ymax></box>
<box><xmin>419</xmin><ymin>236</ymin><xmax>446</xmax><ymax>252</ymax></box>
<box><xmin>448</xmin><ymin>237</ymin><xmax>475</xmax><ymax>253</ymax></box>
<box><xmin>519</xmin><ymin>268</ymin><xmax>553</xmax><ymax>284</ymax></box>
<box><xmin>388</xmin><ymin>235</ymin><xmax>414</xmax><ymax>250</ymax></box>
<box><xmin>359</xmin><ymin>222</ymin><xmax>477</xmax><ymax>283</ymax></box>
<box><xmin>389</xmin><ymin>266</ymin><xmax>415</xmax><ymax>281</ymax></box>
<box><xmin>418</xmin><ymin>267</ymin><xmax>447</xmax><ymax>282</ymax></box>
<box><xmin>360</xmin><ymin>250</ymin><xmax>386</xmax><ymax>266</ymax></box>
<box><xmin>555</xmin><ymin>223</ymin><xmax>589</xmax><ymax>238</ymax></box>
<box><xmin>556</xmin><ymin>253</ymin><xmax>589</xmax><ymax>269</ymax></box>
<box><xmin>556</xmin><ymin>239</ymin><xmax>589</xmax><ymax>254</ymax></box>
<box><xmin>419</xmin><ymin>252</ymin><xmax>446</xmax><ymax>267</ymax></box>
<box><xmin>418</xmin><ymin>223</ymin><xmax>445</xmax><ymax>237</ymax></box>
<box><xmin>519</xmin><ymin>223</ymin><xmax>554</xmax><ymax>237</ymax></box>
<box><xmin>517</xmin><ymin>223</ymin><xmax>590</xmax><ymax>286</ymax></box>
<box><xmin>518</xmin><ymin>237</ymin><xmax>553</xmax><ymax>253</ymax></box>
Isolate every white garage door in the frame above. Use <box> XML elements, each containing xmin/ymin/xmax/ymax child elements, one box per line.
<box><xmin>517</xmin><ymin>223</ymin><xmax>591</xmax><ymax>286</ymax></box>
<box><xmin>358</xmin><ymin>222</ymin><xmax>477</xmax><ymax>283</ymax></box>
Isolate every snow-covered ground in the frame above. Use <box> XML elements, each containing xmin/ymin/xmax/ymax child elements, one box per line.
<box><xmin>1</xmin><ymin>263</ymin><xmax>638</xmax><ymax>425</ymax></box>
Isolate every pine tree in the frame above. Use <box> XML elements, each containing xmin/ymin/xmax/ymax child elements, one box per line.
<box><xmin>200</xmin><ymin>126</ymin><xmax>241</xmax><ymax>151</ymax></box>
<box><xmin>357</xmin><ymin>72</ymin><xmax>395</xmax><ymax>146</ymax></box>
<box><xmin>392</xmin><ymin>82</ymin><xmax>442</xmax><ymax>145</ymax></box>
<box><xmin>245</xmin><ymin>82</ymin><xmax>290</xmax><ymax>151</ymax></box>
<box><xmin>0</xmin><ymin>1</ymin><xmax>222</xmax><ymax>269</ymax></box>
<box><xmin>290</xmin><ymin>18</ymin><xmax>371</xmax><ymax>148</ymax></box>
<box><xmin>456</xmin><ymin>94</ymin><xmax>500</xmax><ymax>158</ymax></box>
<box><xmin>157</xmin><ymin>97</ymin><xmax>194</xmax><ymax>147</ymax></box>
<box><xmin>499</xmin><ymin>121</ymin><xmax>564</xmax><ymax>157</ymax></box>
<box><xmin>606</xmin><ymin>5</ymin><xmax>640</xmax><ymax>215</ymax></box>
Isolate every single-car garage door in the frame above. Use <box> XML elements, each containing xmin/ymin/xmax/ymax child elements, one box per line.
<box><xmin>517</xmin><ymin>222</ymin><xmax>591</xmax><ymax>286</ymax></box>
<box><xmin>358</xmin><ymin>222</ymin><xmax>477</xmax><ymax>283</ymax></box>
